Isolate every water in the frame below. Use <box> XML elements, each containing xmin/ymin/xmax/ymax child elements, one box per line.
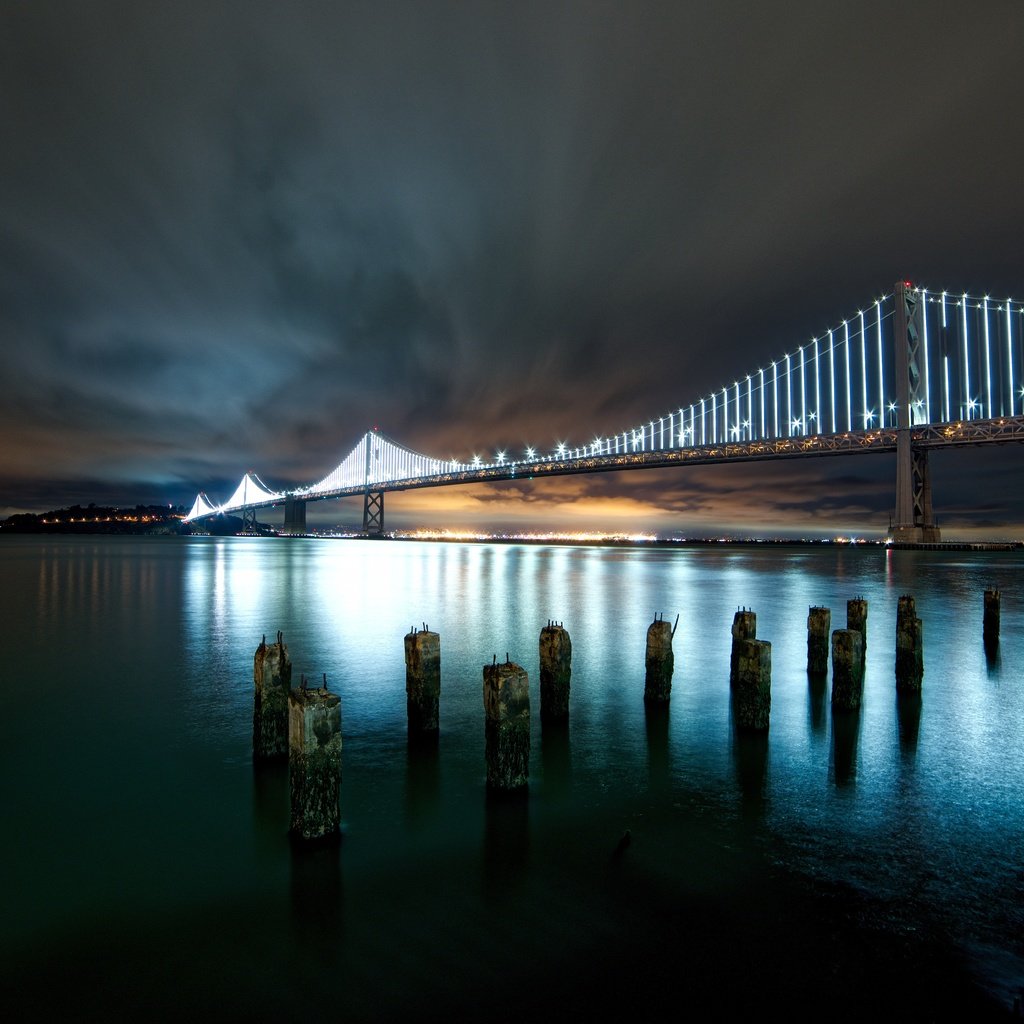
<box><xmin>1</xmin><ymin>536</ymin><xmax>1022</xmax><ymax>1019</ymax></box>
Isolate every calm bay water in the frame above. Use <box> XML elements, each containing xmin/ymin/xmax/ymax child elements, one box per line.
<box><xmin>2</xmin><ymin>536</ymin><xmax>1022</xmax><ymax>1019</ymax></box>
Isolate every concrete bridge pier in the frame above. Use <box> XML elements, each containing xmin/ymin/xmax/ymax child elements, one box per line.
<box><xmin>289</xmin><ymin>676</ymin><xmax>343</xmax><ymax>840</ymax></box>
<box><xmin>283</xmin><ymin>496</ymin><xmax>306</xmax><ymax>536</ymax></box>
<box><xmin>253</xmin><ymin>631</ymin><xmax>291</xmax><ymax>761</ymax></box>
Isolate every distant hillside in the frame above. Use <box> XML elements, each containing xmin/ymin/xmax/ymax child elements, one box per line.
<box><xmin>0</xmin><ymin>503</ymin><xmax>187</xmax><ymax>535</ymax></box>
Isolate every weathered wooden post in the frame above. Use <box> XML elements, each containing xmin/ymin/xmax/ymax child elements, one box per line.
<box><xmin>404</xmin><ymin>624</ymin><xmax>440</xmax><ymax>733</ymax></box>
<box><xmin>289</xmin><ymin>675</ymin><xmax>343</xmax><ymax>840</ymax></box>
<box><xmin>483</xmin><ymin>657</ymin><xmax>530</xmax><ymax>791</ymax></box>
<box><xmin>730</xmin><ymin>608</ymin><xmax>756</xmax><ymax>688</ymax></box>
<box><xmin>539</xmin><ymin>621</ymin><xmax>572</xmax><ymax>723</ymax></box>
<box><xmin>734</xmin><ymin>638</ymin><xmax>771</xmax><ymax>731</ymax></box>
<box><xmin>807</xmin><ymin>606</ymin><xmax>831</xmax><ymax>675</ymax></box>
<box><xmin>831</xmin><ymin>629</ymin><xmax>864</xmax><ymax>711</ymax></box>
<box><xmin>644</xmin><ymin>613</ymin><xmax>677</xmax><ymax>703</ymax></box>
<box><xmin>847</xmin><ymin>598</ymin><xmax>868</xmax><ymax>654</ymax></box>
<box><xmin>253</xmin><ymin>631</ymin><xmax>291</xmax><ymax>761</ymax></box>
<box><xmin>895</xmin><ymin>595</ymin><xmax>924</xmax><ymax>693</ymax></box>
<box><xmin>984</xmin><ymin>589</ymin><xmax>1000</xmax><ymax>647</ymax></box>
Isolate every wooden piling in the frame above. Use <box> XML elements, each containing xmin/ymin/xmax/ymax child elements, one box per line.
<box><xmin>288</xmin><ymin>677</ymin><xmax>343</xmax><ymax>840</ymax></box>
<box><xmin>807</xmin><ymin>606</ymin><xmax>831</xmax><ymax>675</ymax></box>
<box><xmin>734</xmin><ymin>638</ymin><xmax>771</xmax><ymax>731</ymax></box>
<box><xmin>483</xmin><ymin>659</ymin><xmax>530</xmax><ymax>791</ymax></box>
<box><xmin>539</xmin><ymin>621</ymin><xmax>572</xmax><ymax>723</ymax></box>
<box><xmin>984</xmin><ymin>589</ymin><xmax>1000</xmax><ymax>647</ymax></box>
<box><xmin>846</xmin><ymin>598</ymin><xmax>868</xmax><ymax>654</ymax></box>
<box><xmin>253</xmin><ymin>630</ymin><xmax>292</xmax><ymax>761</ymax></box>
<box><xmin>404</xmin><ymin>625</ymin><xmax>440</xmax><ymax>733</ymax></box>
<box><xmin>831</xmin><ymin>629</ymin><xmax>864</xmax><ymax>712</ymax></box>
<box><xmin>730</xmin><ymin>609</ymin><xmax>756</xmax><ymax>688</ymax></box>
<box><xmin>895</xmin><ymin>594</ymin><xmax>924</xmax><ymax>693</ymax></box>
<box><xmin>644</xmin><ymin>613</ymin><xmax>676</xmax><ymax>703</ymax></box>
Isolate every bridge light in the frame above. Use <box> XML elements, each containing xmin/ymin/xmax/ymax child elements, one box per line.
<box><xmin>471</xmin><ymin>454</ymin><xmax>481</xmax><ymax>467</ymax></box>
<box><xmin>496</xmin><ymin>451</ymin><xmax>506</xmax><ymax>465</ymax></box>
<box><xmin>525</xmin><ymin>446</ymin><xmax>536</xmax><ymax>460</ymax></box>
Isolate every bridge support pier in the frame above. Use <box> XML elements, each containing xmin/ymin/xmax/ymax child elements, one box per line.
<box><xmin>242</xmin><ymin>507</ymin><xmax>257</xmax><ymax>533</ymax></box>
<box><xmin>890</xmin><ymin>281</ymin><xmax>940</xmax><ymax>543</ymax></box>
<box><xmin>283</xmin><ymin>496</ymin><xmax>307</xmax><ymax>536</ymax></box>
<box><xmin>363</xmin><ymin>490</ymin><xmax>385</xmax><ymax>536</ymax></box>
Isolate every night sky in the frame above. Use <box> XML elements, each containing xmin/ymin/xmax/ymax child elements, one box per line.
<box><xmin>2</xmin><ymin>2</ymin><xmax>1022</xmax><ymax>536</ymax></box>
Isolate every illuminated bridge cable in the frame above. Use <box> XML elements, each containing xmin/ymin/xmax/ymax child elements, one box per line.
<box><xmin>182</xmin><ymin>284</ymin><xmax>1022</xmax><ymax>527</ymax></box>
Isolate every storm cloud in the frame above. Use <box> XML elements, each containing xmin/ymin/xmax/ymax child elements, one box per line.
<box><xmin>1</xmin><ymin>2</ymin><xmax>1022</xmax><ymax>534</ymax></box>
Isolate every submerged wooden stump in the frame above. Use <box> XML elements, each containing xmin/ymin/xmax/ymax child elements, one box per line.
<box><xmin>288</xmin><ymin>678</ymin><xmax>343</xmax><ymax>840</ymax></box>
<box><xmin>644</xmin><ymin>614</ymin><xmax>675</xmax><ymax>703</ymax></box>
<box><xmin>847</xmin><ymin>597</ymin><xmax>868</xmax><ymax>654</ymax></box>
<box><xmin>895</xmin><ymin>595</ymin><xmax>924</xmax><ymax>693</ymax></box>
<box><xmin>483</xmin><ymin>658</ymin><xmax>530</xmax><ymax>791</ymax></box>
<box><xmin>831</xmin><ymin>629</ymin><xmax>864</xmax><ymax>712</ymax></box>
<box><xmin>539</xmin><ymin>621</ymin><xmax>572</xmax><ymax>723</ymax></box>
<box><xmin>253</xmin><ymin>631</ymin><xmax>292</xmax><ymax>761</ymax></box>
<box><xmin>807</xmin><ymin>606</ymin><xmax>831</xmax><ymax>676</ymax></box>
<box><xmin>404</xmin><ymin>625</ymin><xmax>440</xmax><ymax>733</ymax></box>
<box><xmin>730</xmin><ymin>609</ymin><xmax>756</xmax><ymax>688</ymax></box>
<box><xmin>734</xmin><ymin>638</ymin><xmax>771</xmax><ymax>731</ymax></box>
<box><xmin>984</xmin><ymin>589</ymin><xmax>1000</xmax><ymax>648</ymax></box>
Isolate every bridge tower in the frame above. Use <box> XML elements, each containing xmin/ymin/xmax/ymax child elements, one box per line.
<box><xmin>362</xmin><ymin>428</ymin><xmax>385</xmax><ymax>536</ymax></box>
<box><xmin>890</xmin><ymin>280</ymin><xmax>940</xmax><ymax>543</ymax></box>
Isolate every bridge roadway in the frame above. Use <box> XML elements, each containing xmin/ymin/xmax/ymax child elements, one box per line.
<box><xmin>226</xmin><ymin>414</ymin><xmax>1024</xmax><ymax>515</ymax></box>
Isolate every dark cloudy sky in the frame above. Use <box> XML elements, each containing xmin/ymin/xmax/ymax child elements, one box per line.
<box><xmin>2</xmin><ymin>1</ymin><xmax>1022</xmax><ymax>536</ymax></box>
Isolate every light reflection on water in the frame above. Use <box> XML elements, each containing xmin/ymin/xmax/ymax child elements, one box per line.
<box><xmin>2</xmin><ymin>535</ymin><xmax>1023</xmax><ymax>1010</ymax></box>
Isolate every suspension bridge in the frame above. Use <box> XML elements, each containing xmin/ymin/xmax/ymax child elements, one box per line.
<box><xmin>184</xmin><ymin>282</ymin><xmax>1024</xmax><ymax>541</ymax></box>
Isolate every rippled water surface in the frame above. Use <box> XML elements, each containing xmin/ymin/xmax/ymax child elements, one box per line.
<box><xmin>2</xmin><ymin>536</ymin><xmax>1022</xmax><ymax>1017</ymax></box>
